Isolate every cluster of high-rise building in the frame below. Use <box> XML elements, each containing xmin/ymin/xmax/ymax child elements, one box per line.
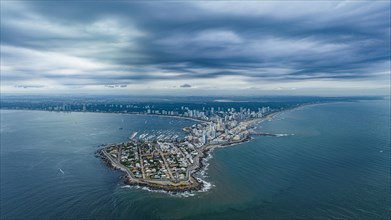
<box><xmin>181</xmin><ymin>106</ymin><xmax>272</xmax><ymax>146</ymax></box>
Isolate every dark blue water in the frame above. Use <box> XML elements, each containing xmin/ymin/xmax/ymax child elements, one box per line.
<box><xmin>1</xmin><ymin>100</ymin><xmax>390</xmax><ymax>220</ymax></box>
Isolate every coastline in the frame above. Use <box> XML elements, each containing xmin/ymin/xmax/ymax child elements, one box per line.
<box><xmin>0</xmin><ymin>101</ymin><xmax>328</xmax><ymax>127</ymax></box>
<box><xmin>0</xmin><ymin>108</ymin><xmax>207</xmax><ymax>124</ymax></box>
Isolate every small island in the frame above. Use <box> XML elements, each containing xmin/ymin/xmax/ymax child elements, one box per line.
<box><xmin>98</xmin><ymin>106</ymin><xmax>283</xmax><ymax>192</ymax></box>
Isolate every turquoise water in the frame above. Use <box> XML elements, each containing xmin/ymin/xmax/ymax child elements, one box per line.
<box><xmin>1</xmin><ymin>100</ymin><xmax>390</xmax><ymax>219</ymax></box>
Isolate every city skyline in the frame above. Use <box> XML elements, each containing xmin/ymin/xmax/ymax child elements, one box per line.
<box><xmin>1</xmin><ymin>1</ymin><xmax>390</xmax><ymax>96</ymax></box>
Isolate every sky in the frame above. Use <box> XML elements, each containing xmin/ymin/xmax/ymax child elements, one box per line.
<box><xmin>1</xmin><ymin>0</ymin><xmax>390</xmax><ymax>96</ymax></box>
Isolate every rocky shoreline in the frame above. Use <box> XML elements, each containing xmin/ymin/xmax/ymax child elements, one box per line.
<box><xmin>123</xmin><ymin>177</ymin><xmax>204</xmax><ymax>193</ymax></box>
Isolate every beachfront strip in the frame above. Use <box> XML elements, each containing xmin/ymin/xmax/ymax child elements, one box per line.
<box><xmin>100</xmin><ymin>106</ymin><xmax>274</xmax><ymax>191</ymax></box>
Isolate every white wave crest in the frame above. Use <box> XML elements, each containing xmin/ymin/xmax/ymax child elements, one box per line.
<box><xmin>196</xmin><ymin>178</ymin><xmax>214</xmax><ymax>192</ymax></box>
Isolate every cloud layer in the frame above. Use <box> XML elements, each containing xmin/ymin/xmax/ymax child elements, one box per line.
<box><xmin>1</xmin><ymin>1</ymin><xmax>390</xmax><ymax>95</ymax></box>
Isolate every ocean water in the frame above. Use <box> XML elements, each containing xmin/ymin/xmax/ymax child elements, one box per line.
<box><xmin>1</xmin><ymin>100</ymin><xmax>390</xmax><ymax>220</ymax></box>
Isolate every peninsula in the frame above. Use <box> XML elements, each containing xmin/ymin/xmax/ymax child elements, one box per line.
<box><xmin>98</xmin><ymin>106</ymin><xmax>282</xmax><ymax>192</ymax></box>
<box><xmin>0</xmin><ymin>95</ymin><xmax>344</xmax><ymax>192</ymax></box>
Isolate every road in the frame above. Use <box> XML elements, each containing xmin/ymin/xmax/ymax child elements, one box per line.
<box><xmin>157</xmin><ymin>142</ymin><xmax>175</xmax><ymax>180</ymax></box>
<box><xmin>138</xmin><ymin>147</ymin><xmax>146</xmax><ymax>179</ymax></box>
<box><xmin>102</xmin><ymin>149</ymin><xmax>138</xmax><ymax>181</ymax></box>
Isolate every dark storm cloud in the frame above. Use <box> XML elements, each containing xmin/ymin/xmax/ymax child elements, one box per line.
<box><xmin>180</xmin><ymin>84</ymin><xmax>192</xmax><ymax>88</ymax></box>
<box><xmin>1</xmin><ymin>1</ymin><xmax>390</xmax><ymax>89</ymax></box>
